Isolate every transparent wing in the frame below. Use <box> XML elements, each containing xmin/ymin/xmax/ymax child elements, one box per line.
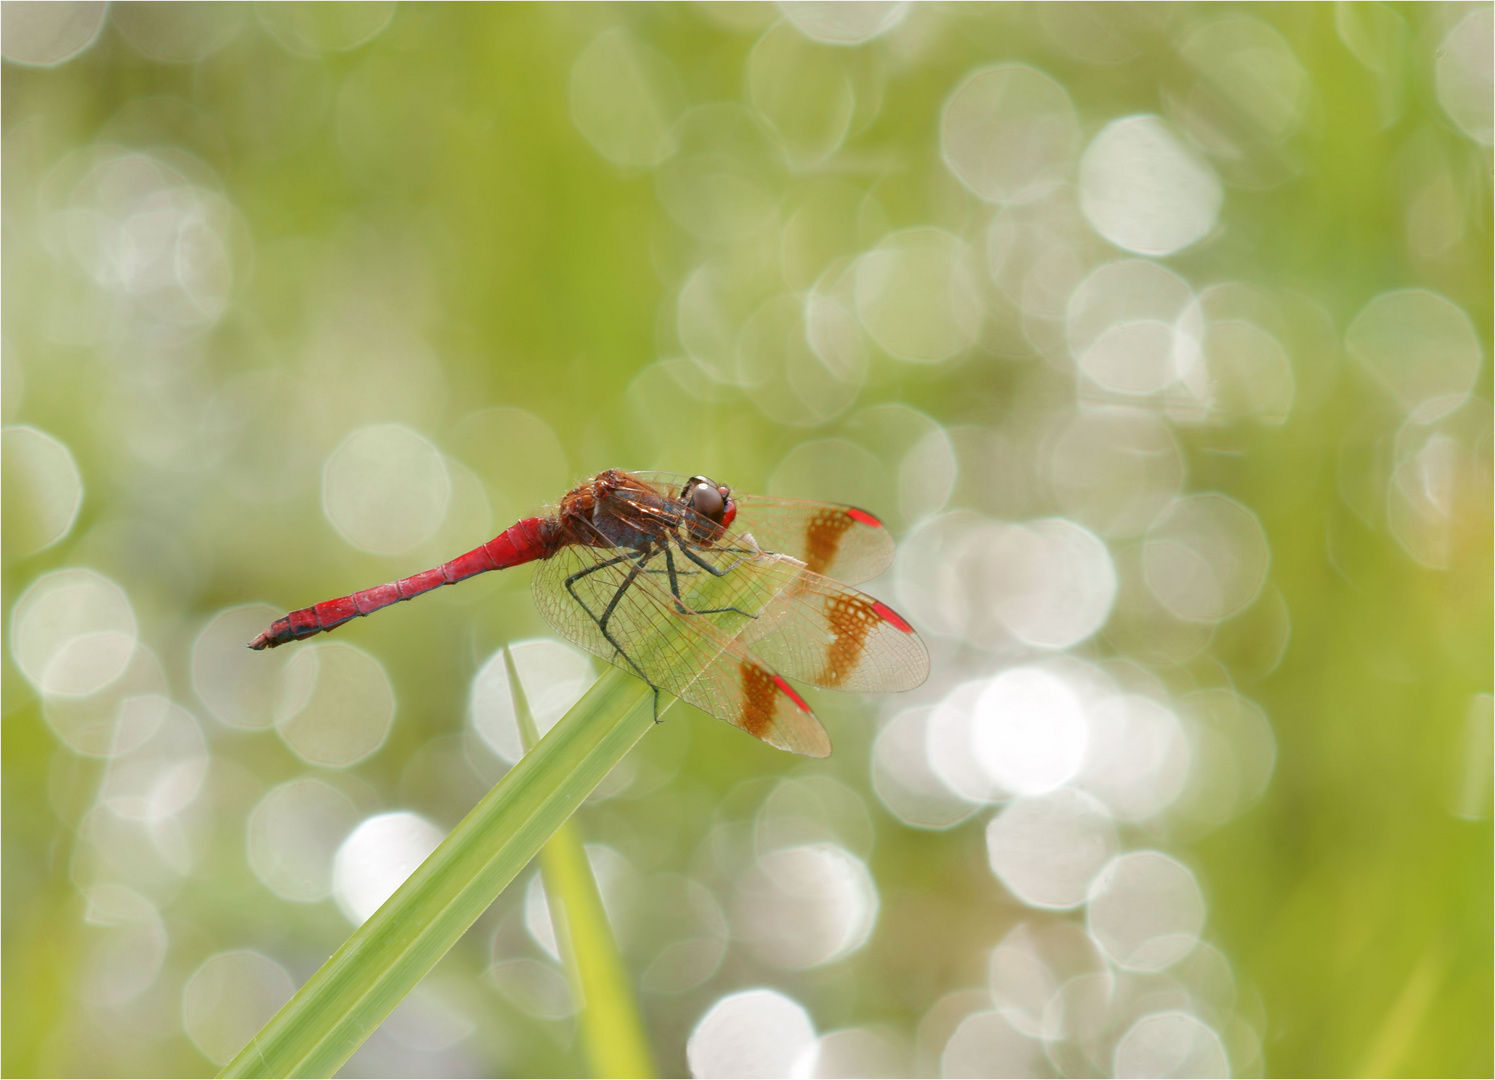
<box><xmin>530</xmin><ymin>539</ymin><xmax>832</xmax><ymax>758</ymax></box>
<box><xmin>615</xmin><ymin>532</ymin><xmax>929</xmax><ymax>694</ymax></box>
<box><xmin>628</xmin><ymin>471</ymin><xmax>895</xmax><ymax>583</ymax></box>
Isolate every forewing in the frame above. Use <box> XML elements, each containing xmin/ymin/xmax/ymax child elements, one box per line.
<box><xmin>628</xmin><ymin>471</ymin><xmax>894</xmax><ymax>584</ymax></box>
<box><xmin>729</xmin><ymin>494</ymin><xmax>895</xmax><ymax>584</ymax></box>
<box><xmin>530</xmin><ymin>541</ymin><xmax>831</xmax><ymax>757</ymax></box>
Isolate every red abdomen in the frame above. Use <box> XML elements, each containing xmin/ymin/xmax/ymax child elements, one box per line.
<box><xmin>249</xmin><ymin>517</ymin><xmax>557</xmax><ymax>650</ymax></box>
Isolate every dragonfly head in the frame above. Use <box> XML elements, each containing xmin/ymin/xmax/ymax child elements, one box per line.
<box><xmin>682</xmin><ymin>474</ymin><xmax>736</xmax><ymax>538</ymax></box>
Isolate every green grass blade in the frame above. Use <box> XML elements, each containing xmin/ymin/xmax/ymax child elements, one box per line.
<box><xmin>507</xmin><ymin>650</ymin><xmax>658</xmax><ymax>1078</ymax></box>
<box><xmin>217</xmin><ymin>666</ymin><xmax>659</xmax><ymax>1079</ymax></box>
<box><xmin>539</xmin><ymin>819</ymin><xmax>659</xmax><ymax>1078</ymax></box>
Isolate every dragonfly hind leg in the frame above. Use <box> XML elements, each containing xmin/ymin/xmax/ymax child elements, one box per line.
<box><xmin>566</xmin><ymin>547</ymin><xmax>677</xmax><ymax>721</ymax></box>
<box><xmin>564</xmin><ymin>550</ymin><xmax>657</xmax><ymax>689</ymax></box>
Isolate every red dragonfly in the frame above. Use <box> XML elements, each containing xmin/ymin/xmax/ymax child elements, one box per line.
<box><xmin>250</xmin><ymin>470</ymin><xmax>928</xmax><ymax>756</ymax></box>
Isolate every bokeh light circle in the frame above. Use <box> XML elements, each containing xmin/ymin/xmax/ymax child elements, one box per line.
<box><xmin>322</xmin><ymin>423</ymin><xmax>451</xmax><ymax>555</ymax></box>
<box><xmin>469</xmin><ymin>639</ymin><xmax>596</xmax><ymax>764</ymax></box>
<box><xmin>1143</xmin><ymin>494</ymin><xmax>1269</xmax><ymax>624</ymax></box>
<box><xmin>193</xmin><ymin>604</ymin><xmax>291</xmax><ymax>730</ymax></box>
<box><xmin>81</xmin><ymin>883</ymin><xmax>168</xmax><ymax>1006</ymax></box>
<box><xmin>655</xmin><ymin>104</ymin><xmax>782</xmax><ymax>242</ymax></box>
<box><xmin>1345</xmin><ymin>289</ymin><xmax>1481</xmax><ymax>421</ymax></box>
<box><xmin>112</xmin><ymin>3</ymin><xmax>244</xmax><ymax>63</ymax></box>
<box><xmin>10</xmin><ymin>568</ymin><xmax>137</xmax><ymax>698</ymax></box>
<box><xmin>1078</xmin><ymin>115</ymin><xmax>1223</xmax><ymax>256</ymax></box>
<box><xmin>43</xmin><ymin>644</ymin><xmax>169</xmax><ymax>758</ymax></box>
<box><xmin>570</xmin><ymin>27</ymin><xmax>685</xmax><ymax>168</ymax></box>
<box><xmin>1087</xmin><ymin>851</ymin><xmax>1205</xmax><ymax>971</ymax></box>
<box><xmin>756</xmin><ymin>775</ymin><xmax>874</xmax><ymax>860</ymax></box>
<box><xmin>274</xmin><ymin>642</ymin><xmax>395</xmax><ymax>767</ymax></box>
<box><xmin>98</xmin><ymin>700</ymin><xmax>208</xmax><ymax>822</ymax></box>
<box><xmin>854</xmin><ymin>229</ymin><xmax>982</xmax><ymax>363</ymax></box>
<box><xmin>1114</xmin><ymin>1011</ymin><xmax>1228</xmax><ymax>1078</ymax></box>
<box><xmin>779</xmin><ymin>2</ymin><xmax>907</xmax><ymax>45</ymax></box>
<box><xmin>49</xmin><ymin>148</ymin><xmax>242</xmax><ymax>336</ymax></box>
<box><xmin>1048</xmin><ymin>407</ymin><xmax>1184</xmax><ymax>537</ymax></box>
<box><xmin>1172</xmin><ymin>689</ymin><xmax>1277</xmax><ymax>830</ymax></box>
<box><xmin>926</xmin><ymin>679</ymin><xmax>1006</xmax><ymax>803</ymax></box>
<box><xmin>942</xmin><ymin>64</ymin><xmax>1081</xmax><ymax>205</ymax></box>
<box><xmin>987</xmin><ymin>920</ymin><xmax>1105</xmax><ymax>1040</ymax></box>
<box><xmin>972</xmin><ymin>667</ymin><xmax>1089</xmax><ymax>795</ymax></box>
<box><xmin>1435</xmin><ymin>9</ymin><xmax>1494</xmax><ymax>145</ymax></box>
<box><xmin>986</xmin><ymin>788</ymin><xmax>1118</xmax><ymax>908</ymax></box>
<box><xmin>1067</xmin><ymin>259</ymin><xmax>1202</xmax><ymax>396</ymax></box>
<box><xmin>981</xmin><ymin>520</ymin><xmax>1117</xmax><ymax>649</ymax></box>
<box><xmin>637</xmin><ymin>874</ymin><xmax>730</xmax><ymax>995</ymax></box>
<box><xmin>748</xmin><ymin>22</ymin><xmax>856</xmax><ymax>169</ymax></box>
<box><xmin>1079</xmin><ymin>694</ymin><xmax>1191</xmax><ymax>821</ymax></box>
<box><xmin>1</xmin><ymin>426</ymin><xmax>83</xmax><ymax>556</ymax></box>
<box><xmin>1177</xmin><ymin>14</ymin><xmax>1311</xmax><ymax>174</ymax></box>
<box><xmin>732</xmin><ymin>843</ymin><xmax>879</xmax><ymax>969</ymax></box>
<box><xmin>181</xmin><ymin>951</ymin><xmax>296</xmax><ymax>1067</ymax></box>
<box><xmin>0</xmin><ymin>1</ymin><xmax>105</xmax><ymax>66</ymax></box>
<box><xmin>256</xmin><ymin>1</ymin><xmax>396</xmax><ymax>55</ymax></box>
<box><xmin>332</xmin><ymin>811</ymin><xmax>445</xmax><ymax>925</ymax></box>
<box><xmin>813</xmin><ymin>1027</ymin><xmax>910</xmax><ymax>1078</ymax></box>
<box><xmin>872</xmin><ymin>707</ymin><xmax>980</xmax><ymax>829</ymax></box>
<box><xmin>687</xmin><ymin>988</ymin><xmax>818</xmax><ymax>1079</ymax></box>
<box><xmin>1201</xmin><ymin>318</ymin><xmax>1296</xmax><ymax>424</ymax></box>
<box><xmin>941</xmin><ymin>1010</ymin><xmax>1045</xmax><ymax>1078</ymax></box>
<box><xmin>247</xmin><ymin>777</ymin><xmax>360</xmax><ymax>902</ymax></box>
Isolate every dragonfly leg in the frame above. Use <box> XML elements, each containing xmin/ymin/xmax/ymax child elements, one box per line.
<box><xmin>662</xmin><ymin>544</ymin><xmax>683</xmax><ymax>612</ymax></box>
<box><xmin>595</xmin><ymin>549</ymin><xmax>651</xmax><ymax>638</ymax></box>
<box><xmin>673</xmin><ymin>540</ymin><xmax>759</xmax><ymax>619</ymax></box>
<box><xmin>571</xmin><ymin>548</ymin><xmax>669</xmax><ymax>700</ymax></box>
<box><xmin>561</xmin><ymin>551</ymin><xmax>641</xmax><ymax>604</ymax></box>
<box><xmin>661</xmin><ymin>545</ymin><xmax>694</xmax><ymax>615</ymax></box>
<box><xmin>712</xmin><ymin>544</ymin><xmax>766</xmax><ymax>560</ymax></box>
<box><xmin>678</xmin><ymin>540</ymin><xmax>750</xmax><ymax>579</ymax></box>
<box><xmin>686</xmin><ymin>534</ymin><xmax>765</xmax><ymax>576</ymax></box>
<box><xmin>563</xmin><ymin>550</ymin><xmax>659</xmax><ymax>689</ymax></box>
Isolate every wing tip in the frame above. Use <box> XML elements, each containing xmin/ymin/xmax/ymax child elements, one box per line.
<box><xmin>772</xmin><ymin>674</ymin><xmax>832</xmax><ymax>757</ymax></box>
<box><xmin>870</xmin><ymin>600</ymin><xmax>916</xmax><ymax>635</ymax></box>
<box><xmin>846</xmin><ymin>507</ymin><xmax>883</xmax><ymax>528</ymax></box>
<box><xmin>799</xmin><ymin>739</ymin><xmax>833</xmax><ymax>759</ymax></box>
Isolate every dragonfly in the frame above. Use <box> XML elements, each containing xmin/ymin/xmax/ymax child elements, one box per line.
<box><xmin>250</xmin><ymin>469</ymin><xmax>928</xmax><ymax>757</ymax></box>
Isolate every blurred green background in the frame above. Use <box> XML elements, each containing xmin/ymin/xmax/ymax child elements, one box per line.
<box><xmin>2</xmin><ymin>2</ymin><xmax>1490</xmax><ymax>1077</ymax></box>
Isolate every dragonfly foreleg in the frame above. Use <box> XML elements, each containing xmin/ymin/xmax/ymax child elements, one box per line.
<box><xmin>713</xmin><ymin>544</ymin><xmax>767</xmax><ymax>558</ymax></box>
<box><xmin>681</xmin><ymin>535</ymin><xmax>753</xmax><ymax>577</ymax></box>
<box><xmin>672</xmin><ymin>538</ymin><xmax>758</xmax><ymax>620</ymax></box>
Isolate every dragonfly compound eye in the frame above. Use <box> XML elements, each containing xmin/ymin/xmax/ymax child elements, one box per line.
<box><xmin>684</xmin><ymin>475</ymin><xmax>725</xmax><ymax>523</ymax></box>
